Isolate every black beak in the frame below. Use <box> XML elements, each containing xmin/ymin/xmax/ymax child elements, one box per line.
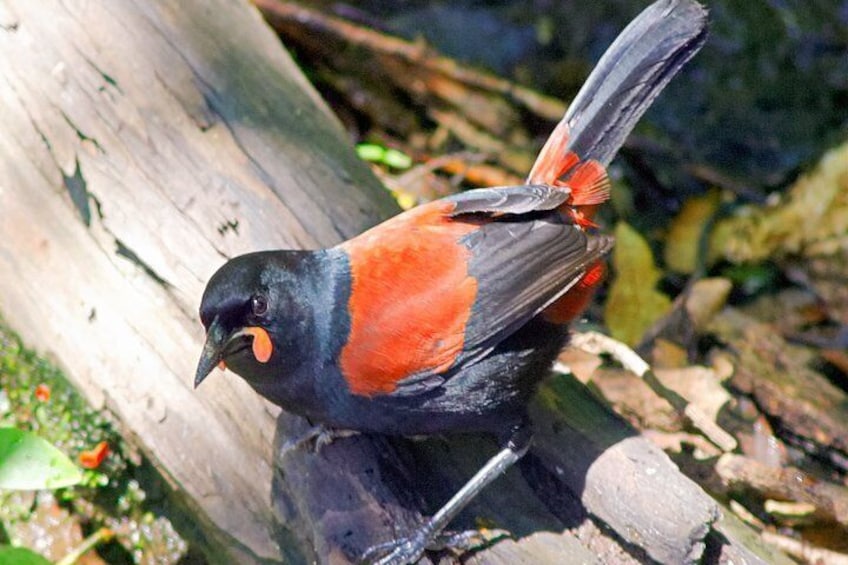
<box><xmin>195</xmin><ymin>316</ymin><xmax>228</xmax><ymax>388</ymax></box>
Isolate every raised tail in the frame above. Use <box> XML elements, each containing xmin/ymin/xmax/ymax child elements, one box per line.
<box><xmin>527</xmin><ymin>0</ymin><xmax>708</xmax><ymax>207</ymax></box>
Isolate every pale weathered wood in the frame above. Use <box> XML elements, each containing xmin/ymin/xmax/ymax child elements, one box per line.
<box><xmin>0</xmin><ymin>0</ymin><xmax>783</xmax><ymax>563</ymax></box>
<box><xmin>528</xmin><ymin>375</ymin><xmax>787</xmax><ymax>565</ymax></box>
<box><xmin>0</xmin><ymin>0</ymin><xmax>393</xmax><ymax>562</ymax></box>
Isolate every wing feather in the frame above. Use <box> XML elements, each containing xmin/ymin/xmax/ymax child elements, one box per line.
<box><xmin>459</xmin><ymin>218</ymin><xmax>612</xmax><ymax>357</ymax></box>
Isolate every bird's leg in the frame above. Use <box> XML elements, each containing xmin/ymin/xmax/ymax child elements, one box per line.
<box><xmin>279</xmin><ymin>424</ymin><xmax>359</xmax><ymax>457</ymax></box>
<box><xmin>360</xmin><ymin>424</ymin><xmax>533</xmax><ymax>565</ymax></box>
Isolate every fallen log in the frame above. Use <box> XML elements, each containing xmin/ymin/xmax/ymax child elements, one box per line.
<box><xmin>0</xmin><ymin>0</ymin><xmax>390</xmax><ymax>561</ymax></box>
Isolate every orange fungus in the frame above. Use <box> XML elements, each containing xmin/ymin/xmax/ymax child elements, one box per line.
<box><xmin>79</xmin><ymin>441</ymin><xmax>110</xmax><ymax>469</ymax></box>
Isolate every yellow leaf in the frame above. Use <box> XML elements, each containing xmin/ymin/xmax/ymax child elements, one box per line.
<box><xmin>709</xmin><ymin>141</ymin><xmax>848</xmax><ymax>264</ymax></box>
<box><xmin>605</xmin><ymin>222</ymin><xmax>672</xmax><ymax>346</ymax></box>
<box><xmin>392</xmin><ymin>190</ymin><xmax>417</xmax><ymax>210</ymax></box>
<box><xmin>664</xmin><ymin>188</ymin><xmax>721</xmax><ymax>273</ymax></box>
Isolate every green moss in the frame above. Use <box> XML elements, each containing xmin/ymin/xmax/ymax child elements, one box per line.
<box><xmin>0</xmin><ymin>317</ymin><xmax>194</xmax><ymax>563</ymax></box>
<box><xmin>0</xmin><ymin>317</ymin><xmax>123</xmax><ymax>494</ymax></box>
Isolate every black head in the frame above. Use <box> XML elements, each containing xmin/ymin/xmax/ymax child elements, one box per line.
<box><xmin>194</xmin><ymin>250</ymin><xmax>313</xmax><ymax>389</ymax></box>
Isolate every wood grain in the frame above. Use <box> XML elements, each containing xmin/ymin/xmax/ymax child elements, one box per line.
<box><xmin>0</xmin><ymin>0</ymin><xmax>391</xmax><ymax>561</ymax></box>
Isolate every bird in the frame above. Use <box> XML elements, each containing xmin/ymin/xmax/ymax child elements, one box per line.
<box><xmin>194</xmin><ymin>0</ymin><xmax>707</xmax><ymax>562</ymax></box>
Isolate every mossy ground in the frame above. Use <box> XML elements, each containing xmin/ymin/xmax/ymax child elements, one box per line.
<box><xmin>0</xmin><ymin>317</ymin><xmax>203</xmax><ymax>564</ymax></box>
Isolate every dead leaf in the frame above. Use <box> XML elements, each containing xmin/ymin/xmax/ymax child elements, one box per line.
<box><xmin>557</xmin><ymin>346</ymin><xmax>604</xmax><ymax>384</ymax></box>
<box><xmin>654</xmin><ymin>366</ymin><xmax>732</xmax><ymax>424</ymax></box>
<box><xmin>643</xmin><ymin>429</ymin><xmax>722</xmax><ymax>458</ymax></box>
<box><xmin>605</xmin><ymin>222</ymin><xmax>673</xmax><ymax>346</ymax></box>
<box><xmin>710</xmin><ymin>141</ymin><xmax>848</xmax><ymax>265</ymax></box>
<box><xmin>651</xmin><ymin>339</ymin><xmax>689</xmax><ymax>369</ymax></box>
<box><xmin>823</xmin><ymin>349</ymin><xmax>848</xmax><ymax>376</ymax></box>
<box><xmin>590</xmin><ymin>368</ymin><xmax>682</xmax><ymax>432</ymax></box>
<box><xmin>654</xmin><ymin>365</ymin><xmax>738</xmax><ymax>452</ymax></box>
<box><xmin>665</xmin><ymin>188</ymin><xmax>722</xmax><ymax>273</ymax></box>
<box><xmin>685</xmin><ymin>277</ymin><xmax>732</xmax><ymax>330</ymax></box>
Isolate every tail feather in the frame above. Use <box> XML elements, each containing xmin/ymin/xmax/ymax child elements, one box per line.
<box><xmin>528</xmin><ymin>0</ymin><xmax>708</xmax><ymax>203</ymax></box>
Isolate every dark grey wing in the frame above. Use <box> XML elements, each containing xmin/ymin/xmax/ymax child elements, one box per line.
<box><xmin>446</xmin><ymin>184</ymin><xmax>613</xmax><ymax>359</ymax></box>
<box><xmin>458</xmin><ymin>217</ymin><xmax>612</xmax><ymax>358</ymax></box>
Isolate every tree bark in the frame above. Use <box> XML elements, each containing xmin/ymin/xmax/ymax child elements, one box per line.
<box><xmin>0</xmin><ymin>1</ymin><xmax>784</xmax><ymax>563</ymax></box>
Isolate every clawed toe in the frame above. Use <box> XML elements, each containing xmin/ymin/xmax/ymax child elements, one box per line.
<box><xmin>432</xmin><ymin>528</ymin><xmax>509</xmax><ymax>553</ymax></box>
<box><xmin>360</xmin><ymin>527</ymin><xmax>509</xmax><ymax>564</ymax></box>
<box><xmin>279</xmin><ymin>425</ymin><xmax>359</xmax><ymax>457</ymax></box>
<box><xmin>359</xmin><ymin>531</ymin><xmax>429</xmax><ymax>565</ymax></box>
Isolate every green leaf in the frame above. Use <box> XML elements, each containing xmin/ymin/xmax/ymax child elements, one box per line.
<box><xmin>0</xmin><ymin>546</ymin><xmax>53</xmax><ymax>565</ymax></box>
<box><xmin>382</xmin><ymin>148</ymin><xmax>412</xmax><ymax>170</ymax></box>
<box><xmin>355</xmin><ymin>144</ymin><xmax>412</xmax><ymax>169</ymax></box>
<box><xmin>604</xmin><ymin>222</ymin><xmax>672</xmax><ymax>346</ymax></box>
<box><xmin>355</xmin><ymin>143</ymin><xmax>386</xmax><ymax>163</ymax></box>
<box><xmin>0</xmin><ymin>428</ymin><xmax>82</xmax><ymax>490</ymax></box>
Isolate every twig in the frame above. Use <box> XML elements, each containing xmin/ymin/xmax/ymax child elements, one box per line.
<box><xmin>56</xmin><ymin>527</ymin><xmax>114</xmax><ymax>565</ymax></box>
<box><xmin>252</xmin><ymin>0</ymin><xmax>567</xmax><ymax>120</ymax></box>
<box><xmin>716</xmin><ymin>453</ymin><xmax>848</xmax><ymax>528</ymax></box>
<box><xmin>761</xmin><ymin>530</ymin><xmax>848</xmax><ymax>565</ymax></box>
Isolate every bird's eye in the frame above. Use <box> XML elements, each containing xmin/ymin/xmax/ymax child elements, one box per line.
<box><xmin>251</xmin><ymin>294</ymin><xmax>269</xmax><ymax>317</ymax></box>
